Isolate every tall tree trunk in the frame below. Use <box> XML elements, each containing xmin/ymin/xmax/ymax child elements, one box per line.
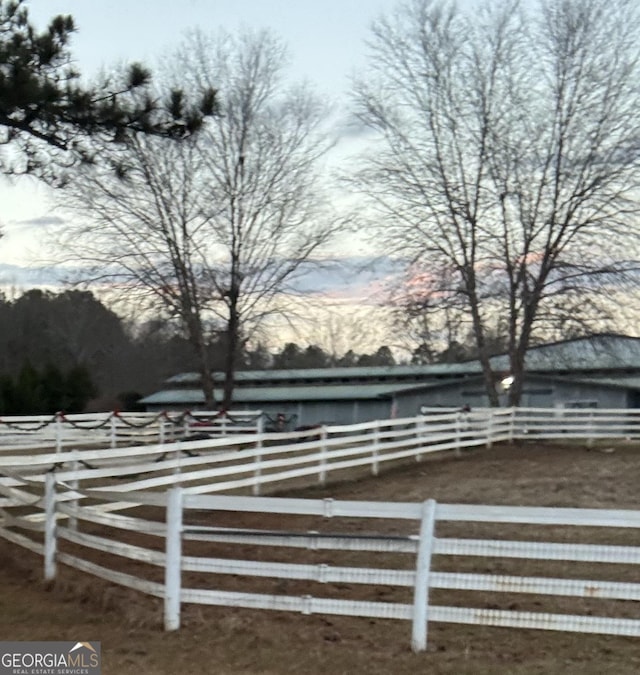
<box><xmin>186</xmin><ymin>312</ymin><xmax>215</xmax><ymax>409</ymax></box>
<box><xmin>222</xmin><ymin>296</ymin><xmax>240</xmax><ymax>411</ymax></box>
<box><xmin>200</xmin><ymin>356</ymin><xmax>215</xmax><ymax>410</ymax></box>
<box><xmin>507</xmin><ymin>302</ymin><xmax>538</xmax><ymax>407</ymax></box>
<box><xmin>468</xmin><ymin>284</ymin><xmax>500</xmax><ymax>407</ymax></box>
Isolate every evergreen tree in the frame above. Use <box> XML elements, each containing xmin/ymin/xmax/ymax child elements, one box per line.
<box><xmin>0</xmin><ymin>0</ymin><xmax>216</xmax><ymax>183</ymax></box>
<box><xmin>13</xmin><ymin>361</ymin><xmax>43</xmax><ymax>414</ymax></box>
<box><xmin>336</xmin><ymin>350</ymin><xmax>357</xmax><ymax>367</ymax></box>
<box><xmin>0</xmin><ymin>373</ymin><xmax>13</xmax><ymax>414</ymax></box>
<box><xmin>0</xmin><ymin>362</ymin><xmax>98</xmax><ymax>414</ymax></box>
<box><xmin>115</xmin><ymin>390</ymin><xmax>145</xmax><ymax>412</ymax></box>
<box><xmin>242</xmin><ymin>343</ymin><xmax>272</xmax><ymax>370</ymax></box>
<box><xmin>65</xmin><ymin>364</ymin><xmax>97</xmax><ymax>412</ymax></box>
<box><xmin>272</xmin><ymin>343</ymin><xmax>303</xmax><ymax>370</ymax></box>
<box><xmin>355</xmin><ymin>348</ymin><xmax>396</xmax><ymax>367</ymax></box>
<box><xmin>299</xmin><ymin>345</ymin><xmax>330</xmax><ymax>369</ymax></box>
<box><xmin>371</xmin><ymin>346</ymin><xmax>395</xmax><ymax>367</ymax></box>
<box><xmin>41</xmin><ymin>362</ymin><xmax>66</xmax><ymax>412</ymax></box>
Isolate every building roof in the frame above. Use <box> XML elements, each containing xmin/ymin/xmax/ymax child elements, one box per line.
<box><xmin>141</xmin><ymin>371</ymin><xmax>640</xmax><ymax>408</ymax></box>
<box><xmin>142</xmin><ymin>334</ymin><xmax>640</xmax><ymax>408</ymax></box>
<box><xmin>548</xmin><ymin>374</ymin><xmax>640</xmax><ymax>392</ymax></box>
<box><xmin>490</xmin><ymin>333</ymin><xmax>640</xmax><ymax>372</ymax></box>
<box><xmin>141</xmin><ymin>382</ymin><xmax>433</xmax><ymax>406</ymax></box>
<box><xmin>141</xmin><ymin>389</ymin><xmax>206</xmax><ymax>406</ymax></box>
<box><xmin>165</xmin><ymin>334</ymin><xmax>640</xmax><ymax>390</ymax></box>
<box><xmin>166</xmin><ymin>362</ymin><xmax>482</xmax><ymax>386</ymax></box>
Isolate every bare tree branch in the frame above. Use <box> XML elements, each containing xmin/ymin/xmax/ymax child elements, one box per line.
<box><xmin>53</xmin><ymin>28</ymin><xmax>342</xmax><ymax>408</ymax></box>
<box><xmin>352</xmin><ymin>0</ymin><xmax>640</xmax><ymax>405</ymax></box>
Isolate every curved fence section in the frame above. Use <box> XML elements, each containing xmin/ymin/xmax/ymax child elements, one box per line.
<box><xmin>1</xmin><ymin>407</ymin><xmax>640</xmax><ymax>650</ymax></box>
<box><xmin>12</xmin><ymin>483</ymin><xmax>640</xmax><ymax>651</ymax></box>
<box><xmin>0</xmin><ymin>409</ymin><xmax>264</xmax><ymax>454</ymax></box>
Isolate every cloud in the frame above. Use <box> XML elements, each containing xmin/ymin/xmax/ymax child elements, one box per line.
<box><xmin>0</xmin><ymin>254</ymin><xmax>410</xmax><ymax>308</ymax></box>
<box><xmin>334</xmin><ymin>117</ymin><xmax>373</xmax><ymax>140</ymax></box>
<box><xmin>0</xmin><ymin>263</ymin><xmax>64</xmax><ymax>288</ymax></box>
<box><xmin>16</xmin><ymin>215</ymin><xmax>66</xmax><ymax>228</ymax></box>
<box><xmin>289</xmin><ymin>255</ymin><xmax>405</xmax><ymax>301</ymax></box>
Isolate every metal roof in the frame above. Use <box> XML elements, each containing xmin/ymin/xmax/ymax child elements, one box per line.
<box><xmin>141</xmin><ymin>389</ymin><xmax>206</xmax><ymax>405</ymax></box>
<box><xmin>548</xmin><ymin>374</ymin><xmax>640</xmax><ymax>391</ymax></box>
<box><xmin>141</xmin><ymin>371</ymin><xmax>640</xmax><ymax>407</ymax></box>
<box><xmin>490</xmin><ymin>334</ymin><xmax>640</xmax><ymax>371</ymax></box>
<box><xmin>140</xmin><ymin>382</ymin><xmax>434</xmax><ymax>406</ymax></box>
<box><xmin>166</xmin><ymin>362</ymin><xmax>482</xmax><ymax>386</ymax></box>
<box><xmin>165</xmin><ymin>335</ymin><xmax>640</xmax><ymax>389</ymax></box>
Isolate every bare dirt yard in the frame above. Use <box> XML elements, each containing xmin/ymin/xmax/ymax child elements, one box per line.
<box><xmin>2</xmin><ymin>441</ymin><xmax>640</xmax><ymax>674</ymax></box>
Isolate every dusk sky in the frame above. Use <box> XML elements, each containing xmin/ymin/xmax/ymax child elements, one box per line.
<box><xmin>0</xmin><ymin>0</ymin><xmax>634</xmax><ymax>353</ymax></box>
<box><xmin>1</xmin><ymin>0</ymin><xmax>407</xmax><ymax>273</ymax></box>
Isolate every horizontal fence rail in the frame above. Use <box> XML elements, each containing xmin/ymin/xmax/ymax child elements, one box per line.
<box><xmin>24</xmin><ymin>485</ymin><xmax>640</xmax><ymax>651</ymax></box>
<box><xmin>0</xmin><ymin>410</ymin><xmax>265</xmax><ymax>454</ymax></box>
<box><xmin>0</xmin><ymin>413</ymin><xmax>495</xmax><ymax>493</ymax></box>
<box><xmin>170</xmin><ymin>493</ymin><xmax>640</xmax><ymax>649</ymax></box>
<box><xmin>0</xmin><ymin>407</ymin><xmax>639</xmax><ymax>650</ymax></box>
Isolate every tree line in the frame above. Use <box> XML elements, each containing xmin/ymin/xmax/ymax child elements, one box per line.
<box><xmin>0</xmin><ymin>289</ymin><xmax>418</xmax><ymax>412</ymax></box>
<box><xmin>1</xmin><ymin>0</ymin><xmax>638</xmax><ymax>407</ymax></box>
<box><xmin>0</xmin><ymin>362</ymin><xmax>95</xmax><ymax>415</ymax></box>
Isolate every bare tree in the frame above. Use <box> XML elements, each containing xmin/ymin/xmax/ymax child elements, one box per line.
<box><xmin>54</xmin><ymin>133</ymin><xmax>218</xmax><ymax>405</ymax></box>
<box><xmin>352</xmin><ymin>0</ymin><xmax>640</xmax><ymax>405</ymax></box>
<box><xmin>56</xmin><ymin>29</ymin><xmax>340</xmax><ymax>409</ymax></box>
<box><xmin>304</xmin><ymin>303</ymin><xmax>397</xmax><ymax>364</ymax></box>
<box><xmin>388</xmin><ymin>262</ymin><xmax>469</xmax><ymax>363</ymax></box>
<box><xmin>174</xmin><ymin>29</ymin><xmax>342</xmax><ymax>408</ymax></box>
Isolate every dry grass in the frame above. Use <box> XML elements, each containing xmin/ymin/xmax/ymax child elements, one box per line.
<box><xmin>2</xmin><ymin>440</ymin><xmax>640</xmax><ymax>674</ymax></box>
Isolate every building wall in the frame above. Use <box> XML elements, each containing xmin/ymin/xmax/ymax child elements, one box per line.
<box><xmin>240</xmin><ymin>399</ymin><xmax>393</xmax><ymax>427</ymax></box>
<box><xmin>393</xmin><ymin>377</ymin><xmax>632</xmax><ymax>417</ymax></box>
<box><xmin>394</xmin><ymin>383</ymin><xmax>479</xmax><ymax>418</ymax></box>
<box><xmin>143</xmin><ymin>375</ymin><xmax>635</xmax><ymax>424</ymax></box>
<box><xmin>550</xmin><ymin>381</ymin><xmax>628</xmax><ymax>409</ymax></box>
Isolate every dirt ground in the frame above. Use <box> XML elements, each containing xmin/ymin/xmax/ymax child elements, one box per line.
<box><xmin>2</xmin><ymin>440</ymin><xmax>640</xmax><ymax>674</ymax></box>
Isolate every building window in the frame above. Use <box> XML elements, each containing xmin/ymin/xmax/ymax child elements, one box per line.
<box><xmin>564</xmin><ymin>400</ymin><xmax>598</xmax><ymax>409</ymax></box>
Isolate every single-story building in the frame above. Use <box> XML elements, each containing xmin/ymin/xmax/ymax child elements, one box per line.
<box><xmin>140</xmin><ymin>334</ymin><xmax>640</xmax><ymax>426</ymax></box>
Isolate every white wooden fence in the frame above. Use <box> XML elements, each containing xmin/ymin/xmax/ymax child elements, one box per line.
<box><xmin>1</xmin><ymin>407</ymin><xmax>640</xmax><ymax>650</ymax></box>
<box><xmin>1</xmin><ymin>407</ymin><xmax>638</xmax><ymax>496</ymax></box>
<box><xmin>30</xmin><ymin>483</ymin><xmax>640</xmax><ymax>651</ymax></box>
<box><xmin>1</xmin><ymin>406</ymin><xmax>638</xmax><ymax>462</ymax></box>
<box><xmin>0</xmin><ymin>409</ymin><xmax>264</xmax><ymax>454</ymax></box>
<box><xmin>0</xmin><ymin>410</ymin><xmax>502</xmax><ymax>495</ymax></box>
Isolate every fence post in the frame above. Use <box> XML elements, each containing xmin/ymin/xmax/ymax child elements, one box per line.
<box><xmin>44</xmin><ymin>472</ymin><xmax>57</xmax><ymax>581</ymax></box>
<box><xmin>455</xmin><ymin>413</ymin><xmax>461</xmax><ymax>457</ymax></box>
<box><xmin>411</xmin><ymin>498</ymin><xmax>437</xmax><ymax>653</ymax></box>
<box><xmin>69</xmin><ymin>454</ymin><xmax>79</xmax><ymax>532</ymax></box>
<box><xmin>159</xmin><ymin>415</ymin><xmax>166</xmax><ymax>446</ymax></box>
<box><xmin>508</xmin><ymin>407</ymin><xmax>516</xmax><ymax>443</ymax></box>
<box><xmin>415</xmin><ymin>417</ymin><xmax>423</xmax><ymax>462</ymax></box>
<box><xmin>172</xmin><ymin>440</ymin><xmax>183</xmax><ymax>478</ymax></box>
<box><xmin>371</xmin><ymin>421</ymin><xmax>380</xmax><ymax>476</ymax></box>
<box><xmin>164</xmin><ymin>486</ymin><xmax>183</xmax><ymax>631</ymax></box>
<box><xmin>587</xmin><ymin>411</ymin><xmax>595</xmax><ymax>448</ymax></box>
<box><xmin>318</xmin><ymin>427</ymin><xmax>328</xmax><ymax>485</ymax></box>
<box><xmin>110</xmin><ymin>414</ymin><xmax>117</xmax><ymax>449</ymax></box>
<box><xmin>486</xmin><ymin>410</ymin><xmax>494</xmax><ymax>449</ymax></box>
<box><xmin>55</xmin><ymin>413</ymin><xmax>63</xmax><ymax>454</ymax></box>
<box><xmin>253</xmin><ymin>436</ymin><xmax>262</xmax><ymax>496</ymax></box>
